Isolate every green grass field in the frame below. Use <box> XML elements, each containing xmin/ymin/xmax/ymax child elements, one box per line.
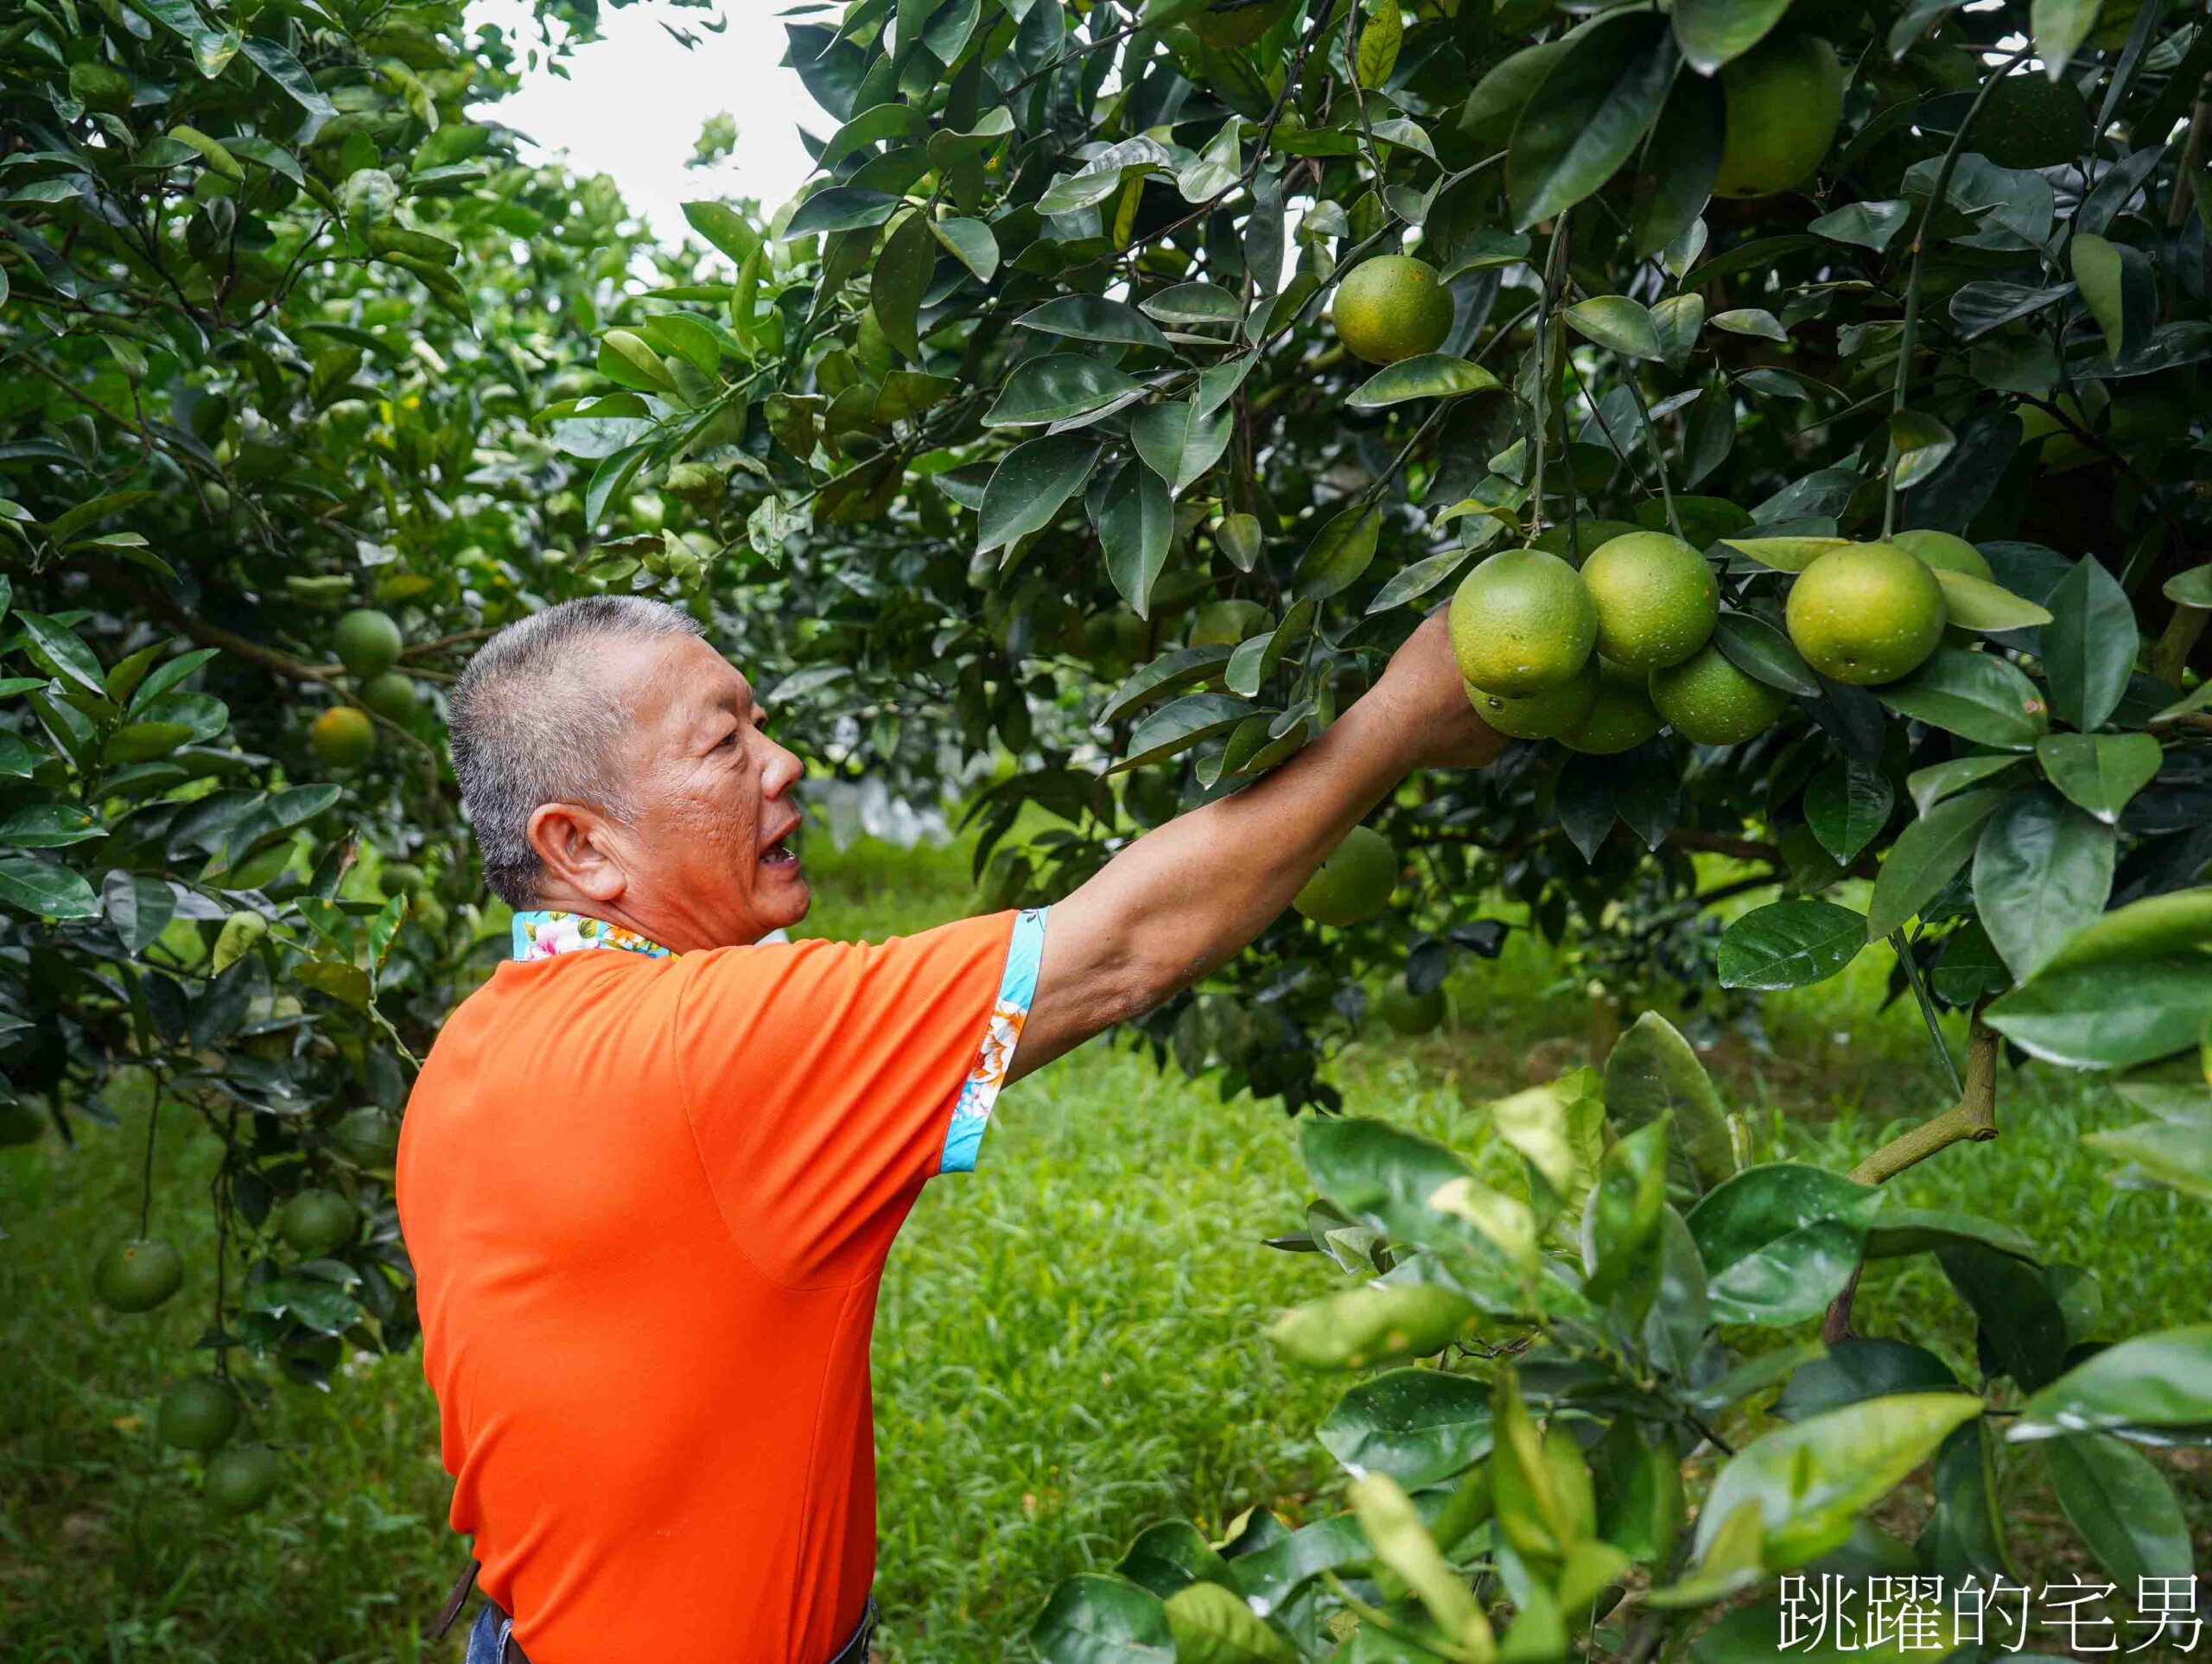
<box><xmin>3</xmin><ymin>834</ymin><xmax>2205</xmax><ymax>1661</ymax></box>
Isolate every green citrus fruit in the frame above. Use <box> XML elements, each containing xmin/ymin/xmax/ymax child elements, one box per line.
<box><xmin>1580</xmin><ymin>531</ymin><xmax>1720</xmax><ymax>670</ymax></box>
<box><xmin>1786</xmin><ymin>543</ymin><xmax>1948</xmax><ymax>685</ymax></box>
<box><xmin>1293</xmin><ymin>825</ymin><xmax>1397</xmax><ymax>928</ymax></box>
<box><xmin>377</xmin><ymin>861</ymin><xmax>428</xmax><ymax>897</ymax></box>
<box><xmin>1448</xmin><ymin>548</ymin><xmax>1598</xmax><ymax>695</ymax></box>
<box><xmin>1977</xmin><ymin>73</ymin><xmax>2087</xmax><ymax>169</ymax></box>
<box><xmin>1648</xmin><ymin>645</ymin><xmax>1789</xmax><ymax>746</ymax></box>
<box><xmin>1190</xmin><ymin>0</ymin><xmax>1291</xmax><ymax>48</ymax></box>
<box><xmin>1190</xmin><ymin>599</ymin><xmax>1273</xmax><ymax>647</ymax></box>
<box><xmin>1713</xmin><ymin>36</ymin><xmax>1845</xmax><ymax>198</ymax></box>
<box><xmin>278</xmin><ymin>1189</ymin><xmax>359</xmax><ymax>1258</ymax></box>
<box><xmin>1376</xmin><ymin>976</ymin><xmax>1445</xmax><ymax>1036</ymax></box>
<box><xmin>333</xmin><ymin>608</ymin><xmax>403</xmax><ymax>677</ymax></box>
<box><xmin>1330</xmin><ymin>256</ymin><xmax>1454</xmax><ymax>365</ymax></box>
<box><xmin>158</xmin><ymin>1378</ymin><xmax>240</xmax><ymax>1453</ymax></box>
<box><xmin>204</xmin><ymin>1445</ymin><xmax>281</xmax><ymax>1515</ymax></box>
<box><xmin>1891</xmin><ymin>530</ymin><xmax>1992</xmax><ymax>649</ymax></box>
<box><xmin>1559</xmin><ymin>657</ymin><xmax>1663</xmax><ymax>754</ymax></box>
<box><xmin>328</xmin><ymin>1107</ymin><xmax>400</xmax><ymax>1169</ymax></box>
<box><xmin>309</xmin><ymin>706</ymin><xmax>376</xmax><ymax>770</ymax></box>
<box><xmin>1465</xmin><ymin>658</ymin><xmax>1599</xmax><ymax>740</ymax></box>
<box><xmin>1268</xmin><ymin>1283</ymin><xmax>1479</xmax><ymax>1370</ymax></box>
<box><xmin>0</xmin><ymin>1101</ymin><xmax>44</xmax><ymax>1146</ymax></box>
<box><xmin>94</xmin><ymin>1237</ymin><xmax>183</xmax><ymax>1313</ymax></box>
<box><xmin>360</xmin><ymin>671</ymin><xmax>419</xmax><ymax>724</ymax></box>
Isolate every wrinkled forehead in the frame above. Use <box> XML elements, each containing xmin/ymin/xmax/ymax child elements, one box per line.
<box><xmin>592</xmin><ymin>631</ymin><xmax>752</xmax><ymax>745</ymax></box>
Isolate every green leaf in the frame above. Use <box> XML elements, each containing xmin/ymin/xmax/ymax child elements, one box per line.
<box><xmin>870</xmin><ymin>210</ymin><xmax>937</xmax><ymax>360</ymax></box>
<box><xmin>102</xmin><ymin>871</ymin><xmax>175</xmax><ymax>956</ymax></box>
<box><xmin>2037</xmin><ymin>887</ymin><xmax>2212</xmax><ymax>975</ymax></box>
<box><xmin>1711</xmin><ymin>610</ymin><xmax>1821</xmax><ymax>695</ymax></box>
<box><xmin>1561</xmin><ymin>296</ymin><xmax>1664</xmax><ymax>361</ymax></box>
<box><xmin>1099</xmin><ymin>646</ymin><xmax>1232</xmax><ymax>725</ymax></box>
<box><xmin>1121</xmin><ymin>694</ymin><xmax>1262</xmax><ymax>771</ymax></box>
<box><xmin>1507</xmin><ymin>14</ymin><xmax>1677</xmax><ymax>229</ymax></box>
<box><xmin>1719</xmin><ymin>536</ymin><xmax>1850</xmax><ymax>573</ymax></box>
<box><xmin>1318</xmin><ymin>1369</ymin><xmax>1493</xmax><ymax>1489</ymax></box>
<box><xmin>930</xmin><ymin>216</ymin><xmax>999</xmax><ymax>282</ymax></box>
<box><xmin>1686</xmin><ymin>1163</ymin><xmax>1879</xmax><ymax>1326</ymax></box>
<box><xmin>1347</xmin><ymin>1473</ymin><xmax>1496</xmax><ymax>1653</ymax></box>
<box><xmin>2031</xmin><ymin>0</ymin><xmax>2101</xmax><ymax>76</ymax></box>
<box><xmin>1129</xmin><ymin>401</ymin><xmax>1233</xmax><ymax>496</ymax></box>
<box><xmin>1907</xmin><ymin>753</ymin><xmax>2024</xmax><ymax>816</ymax></box>
<box><xmin>2036</xmin><ymin>732</ymin><xmax>2162</xmax><ymax>823</ymax></box>
<box><xmin>1294</xmin><ymin>506</ymin><xmax>1380</xmax><ymax>601</ymax></box>
<box><xmin>1018</xmin><ymin>295</ymin><xmax>1172</xmax><ymax>351</ymax></box>
<box><xmin>982</xmin><ymin>357</ymin><xmax>1144</xmax><ymax>428</ymax></box>
<box><xmin>2044</xmin><ymin>1432</ymin><xmax>2194</xmax><ymax>1588</ymax></box>
<box><xmin>1346</xmin><ymin>356</ymin><xmax>1500</xmax><ymax>409</ymax></box>
<box><xmin>1090</xmin><ymin>462</ymin><xmax>1173</xmax><ymax>618</ymax></box>
<box><xmin>2163</xmin><ymin>562</ymin><xmax>2212</xmax><ymax>609</ymax></box>
<box><xmin>1632</xmin><ymin>76</ymin><xmax>1724</xmax><ymax>259</ymax></box>
<box><xmin>1670</xmin><ymin>0</ymin><xmax>1789</xmax><ymax>73</ymax></box>
<box><xmin>1927</xmin><ymin>568</ymin><xmax>2054</xmax><ymax>632</ymax></box>
<box><xmin>1604</xmin><ymin>1011</ymin><xmax>1734</xmax><ymax>1190</ymax></box>
<box><xmin>598</xmin><ymin>330</ymin><xmax>676</xmax><ymax>395</ymax></box>
<box><xmin>1584</xmin><ymin>1116</ymin><xmax>1670</xmax><ymax>1299</ymax></box>
<box><xmin>2082</xmin><ymin>1118</ymin><xmax>2212</xmax><ymax>1201</ymax></box>
<box><xmin>1691</xmin><ymin>1393</ymin><xmax>1983</xmax><ymax>1568</ymax></box>
<box><xmin>785</xmin><ymin>186</ymin><xmax>903</xmax><ymax>236</ymax></box>
<box><xmin>1889</xmin><ymin>410</ymin><xmax>1955</xmax><ymax>490</ymax></box>
<box><xmin>1159</xmin><ymin>1575</ymin><xmax>1292</xmax><ymax>1654</ymax></box>
<box><xmin>2042</xmin><ymin>556</ymin><xmax>2137</xmax><ymax>732</ymax></box>
<box><xmin>15</xmin><ymin>612</ymin><xmax>108</xmax><ymax>699</ymax></box>
<box><xmin>1141</xmin><ymin>284</ymin><xmax>1244</xmax><ymax>327</ymax></box>
<box><xmin>1985</xmin><ymin>955</ymin><xmax>2212</xmax><ymax>1070</ymax></box>
<box><xmin>1355</xmin><ymin>0</ymin><xmax>1403</xmax><ymax>89</ymax></box>
<box><xmin>1866</xmin><ymin>787</ymin><xmax>2012</xmax><ymax>938</ymax></box>
<box><xmin>1809</xmin><ymin>199</ymin><xmax>1910</xmax><ymax>251</ymax></box>
<box><xmin>1030</xmin><ymin>1574</ymin><xmax>1174</xmax><ymax>1663</ymax></box>
<box><xmin>1711</xmin><ymin>308</ymin><xmax>1788</xmax><ymax>342</ymax></box>
<box><xmin>1874</xmin><ymin>650</ymin><xmax>2050</xmax><ymax>750</ymax></box>
<box><xmin>1116</xmin><ymin>1521</ymin><xmax>1230</xmax><ymax>1601</ymax></box>
<box><xmin>240</xmin><ymin>36</ymin><xmax>337</xmax><ymax>119</ymax></box>
<box><xmin>1972</xmin><ymin>789</ymin><xmax>2115</xmax><ymax>981</ymax></box>
<box><xmin>2070</xmin><ymin>232</ymin><xmax>2153</xmax><ymax>360</ymax></box>
<box><xmin>1777</xmin><ymin>1337</ymin><xmax>1961</xmax><ymax>1419</ymax></box>
<box><xmin>681</xmin><ymin>200</ymin><xmax>759</xmax><ymax>264</ymax></box>
<box><xmin>1365</xmin><ymin>548</ymin><xmax>1474</xmax><ymax>615</ymax></box>
<box><xmin>1719</xmin><ymin>899</ymin><xmax>1872</xmax><ymax>990</ymax></box>
<box><xmin>976</xmin><ymin>435</ymin><xmax>1100</xmax><ymax>553</ymax></box>
<box><xmin>0</xmin><ymin>804</ymin><xmax>99</xmax><ymax>848</ymax></box>
<box><xmin>1805</xmin><ymin>757</ymin><xmax>1892</xmax><ymax>863</ymax></box>
<box><xmin>2012</xmin><ymin>1325</ymin><xmax>2212</xmax><ymax>1441</ymax></box>
<box><xmin>1866</xmin><ymin>1206</ymin><xmax>2037</xmax><ymax>1261</ymax></box>
<box><xmin>0</xmin><ymin>855</ymin><xmax>100</xmax><ymax>920</ymax></box>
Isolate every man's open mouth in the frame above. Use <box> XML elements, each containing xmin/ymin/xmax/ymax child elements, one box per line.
<box><xmin>760</xmin><ymin>834</ymin><xmax>800</xmax><ymax>869</ymax></box>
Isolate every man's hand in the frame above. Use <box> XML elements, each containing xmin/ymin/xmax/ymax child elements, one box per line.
<box><xmin>1008</xmin><ymin>611</ymin><xmax>1503</xmax><ymax>1082</ymax></box>
<box><xmin>1373</xmin><ymin>606</ymin><xmax>1506</xmax><ymax>772</ymax></box>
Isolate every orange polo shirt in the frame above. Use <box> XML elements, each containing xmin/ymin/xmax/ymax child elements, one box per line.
<box><xmin>396</xmin><ymin>905</ymin><xmax>1046</xmax><ymax>1664</ymax></box>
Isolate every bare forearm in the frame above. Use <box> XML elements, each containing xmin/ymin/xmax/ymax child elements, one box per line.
<box><xmin>1014</xmin><ymin>686</ymin><xmax>1421</xmax><ymax>1075</ymax></box>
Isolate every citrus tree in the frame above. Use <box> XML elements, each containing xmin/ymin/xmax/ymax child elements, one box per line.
<box><xmin>567</xmin><ymin>0</ymin><xmax>2212</xmax><ymax>1652</ymax></box>
<box><xmin>0</xmin><ymin>0</ymin><xmax>730</xmax><ymax>1511</ymax></box>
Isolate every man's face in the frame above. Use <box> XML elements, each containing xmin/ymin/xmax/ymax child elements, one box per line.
<box><xmin>592</xmin><ymin>632</ymin><xmax>809</xmax><ymax>949</ymax></box>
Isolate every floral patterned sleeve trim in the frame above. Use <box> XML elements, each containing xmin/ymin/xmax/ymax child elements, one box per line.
<box><xmin>939</xmin><ymin>908</ymin><xmax>1048</xmax><ymax>1176</ymax></box>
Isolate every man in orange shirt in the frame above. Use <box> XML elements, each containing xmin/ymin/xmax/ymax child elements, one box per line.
<box><xmin>397</xmin><ymin>594</ymin><xmax>1497</xmax><ymax>1664</ymax></box>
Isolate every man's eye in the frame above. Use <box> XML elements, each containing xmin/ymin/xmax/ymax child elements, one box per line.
<box><xmin>717</xmin><ymin>729</ymin><xmax>740</xmax><ymax>750</ymax></box>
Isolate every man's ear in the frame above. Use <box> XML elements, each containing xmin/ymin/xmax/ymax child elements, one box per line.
<box><xmin>526</xmin><ymin>802</ymin><xmax>628</xmax><ymax>904</ymax></box>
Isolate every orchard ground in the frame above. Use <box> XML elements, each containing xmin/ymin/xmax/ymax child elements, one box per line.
<box><xmin>3</xmin><ymin>831</ymin><xmax>2207</xmax><ymax>1662</ymax></box>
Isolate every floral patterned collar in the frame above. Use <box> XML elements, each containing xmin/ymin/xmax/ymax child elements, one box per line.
<box><xmin>511</xmin><ymin>910</ymin><xmax>675</xmax><ymax>961</ymax></box>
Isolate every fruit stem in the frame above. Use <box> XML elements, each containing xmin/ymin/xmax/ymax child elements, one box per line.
<box><xmin>1881</xmin><ymin>43</ymin><xmax>2033</xmax><ymax>541</ymax></box>
<box><xmin>1890</xmin><ymin>926</ymin><xmax>1963</xmax><ymax>1098</ymax></box>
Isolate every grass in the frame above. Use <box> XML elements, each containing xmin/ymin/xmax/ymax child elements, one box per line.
<box><xmin>2</xmin><ymin>832</ymin><xmax>2206</xmax><ymax>1661</ymax></box>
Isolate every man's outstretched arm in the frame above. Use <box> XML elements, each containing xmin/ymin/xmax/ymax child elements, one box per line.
<box><xmin>1008</xmin><ymin>607</ymin><xmax>1502</xmax><ymax>1082</ymax></box>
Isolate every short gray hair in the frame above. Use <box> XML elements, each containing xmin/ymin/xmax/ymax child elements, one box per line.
<box><xmin>450</xmin><ymin>596</ymin><xmax>704</xmax><ymax>907</ymax></box>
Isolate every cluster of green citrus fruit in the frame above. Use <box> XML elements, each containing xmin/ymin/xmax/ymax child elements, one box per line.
<box><xmin>311</xmin><ymin>608</ymin><xmax>416</xmax><ymax>771</ymax></box>
<box><xmin>1449</xmin><ymin>525</ymin><xmax>1973</xmax><ymax>753</ymax></box>
<box><xmin>1450</xmin><ymin>533</ymin><xmax>1778</xmax><ymax>750</ymax></box>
